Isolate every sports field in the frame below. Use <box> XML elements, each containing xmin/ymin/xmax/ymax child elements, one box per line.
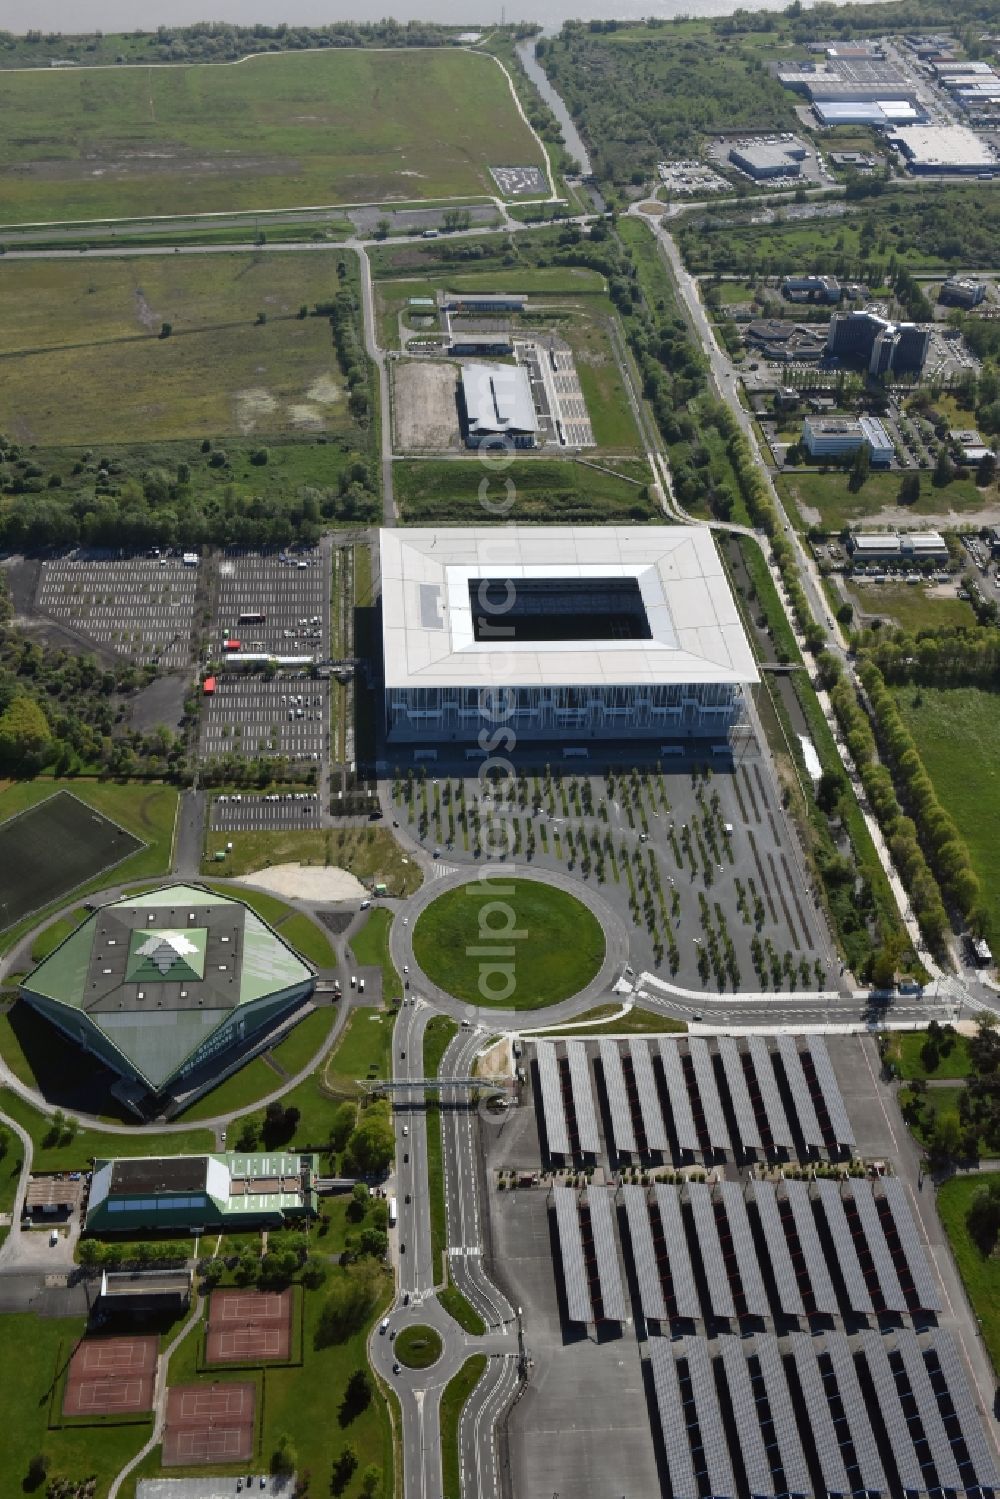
<box><xmin>0</xmin><ymin>254</ymin><xmax>357</xmax><ymax>446</ymax></box>
<box><xmin>0</xmin><ymin>49</ymin><xmax>547</xmax><ymax>224</ymax></box>
<box><xmin>412</xmin><ymin>878</ymin><xmax>606</xmax><ymax>1008</ymax></box>
<box><xmin>892</xmin><ymin>686</ymin><xmax>1000</xmax><ymax>947</ymax></box>
<box><xmin>0</xmin><ymin>790</ymin><xmax>142</xmax><ymax>929</ymax></box>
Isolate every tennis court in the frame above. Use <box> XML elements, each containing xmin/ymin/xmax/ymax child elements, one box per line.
<box><xmin>0</xmin><ymin>790</ymin><xmax>143</xmax><ymax>928</ymax></box>
<box><xmin>163</xmin><ymin>1382</ymin><xmax>256</xmax><ymax>1467</ymax></box>
<box><xmin>63</xmin><ymin>1334</ymin><xmax>157</xmax><ymax>1416</ymax></box>
<box><xmin>206</xmin><ymin>1287</ymin><xmax>292</xmax><ymax>1364</ymax></box>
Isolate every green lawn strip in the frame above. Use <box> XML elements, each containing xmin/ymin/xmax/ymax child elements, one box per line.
<box><xmin>0</xmin><ymin>49</ymin><xmax>546</xmax><ymax>222</ymax></box>
<box><xmin>0</xmin><ymin>1087</ymin><xmax>214</xmax><ymax>1170</ymax></box>
<box><xmin>424</xmin><ymin>1017</ymin><xmax>459</xmax><ymax>1283</ymax></box>
<box><xmin>888</xmin><ymin>1031</ymin><xmax>972</xmax><ymax>1082</ymax></box>
<box><xmin>393</xmin><ymin>456</ymin><xmax>654</xmax><ymax>524</ymax></box>
<box><xmin>30</xmin><ymin>908</ymin><xmax>89</xmax><ymax>963</ymax></box>
<box><xmin>200</xmin><ymin>881</ymin><xmax>294</xmax><ymax>928</ymax></box>
<box><xmin>269</xmin><ymin>1006</ymin><xmax>337</xmax><ymax>1075</ymax></box>
<box><xmin>275</xmin><ymin>911</ymin><xmax>336</xmax><ymax>969</ymax></box>
<box><xmin>892</xmin><ymin>687</ymin><xmax>1000</xmax><ymax>949</ymax></box>
<box><xmin>0</xmin><ymin>1312</ymin><xmax>152</xmax><ymax>1493</ymax></box>
<box><xmin>202</xmin><ymin>827</ymin><xmax>420</xmax><ymax>897</ymax></box>
<box><xmin>438</xmin><ymin>1280</ymin><xmax>487</xmax><ymax>1337</ymax></box>
<box><xmin>735</xmin><ymin>536</ymin><xmax>802</xmax><ymax>665</ymax></box>
<box><xmin>937</xmin><ymin>1175</ymin><xmax>1000</xmax><ymax>1376</ymax></box>
<box><xmin>394</xmin><ymin>1323</ymin><xmax>443</xmax><ymax>1369</ymax></box>
<box><xmin>349</xmin><ymin>908</ymin><xmax>402</xmax><ymax>1002</ymax></box>
<box><xmin>899</xmin><ymin>1085</ymin><xmax>970</xmax><ymax>1151</ymax></box>
<box><xmin>412</xmin><ymin>880</ymin><xmax>605</xmax><ymax>1008</ymax></box>
<box><xmin>177</xmin><ymin>1058</ymin><xmax>278</xmax><ymax>1123</ymax></box>
<box><xmin>844</xmin><ymin>581</ymin><xmax>976</xmax><ymax>633</ymax></box>
<box><xmin>532</xmin><ymin>1005</ymin><xmax>686</xmax><ymax>1037</ymax></box>
<box><xmin>441</xmin><ymin>1354</ymin><xmax>488</xmax><ymax>1499</ymax></box>
<box><xmin>0</xmin><ymin>780</ymin><xmax>179</xmax><ymax>955</ymax></box>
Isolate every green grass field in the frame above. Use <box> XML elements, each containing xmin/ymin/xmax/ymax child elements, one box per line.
<box><xmin>0</xmin><ymin>1312</ymin><xmax>151</xmax><ymax>1493</ymax></box>
<box><xmin>0</xmin><ymin>49</ymin><xmax>546</xmax><ymax>224</ymax></box>
<box><xmin>275</xmin><ymin>911</ymin><xmax>336</xmax><ymax>969</ymax></box>
<box><xmin>441</xmin><ymin>1355</ymin><xmax>488</xmax><ymax>1499</ymax></box>
<box><xmin>937</xmin><ymin>1175</ymin><xmax>1000</xmax><ymax>1375</ymax></box>
<box><xmin>0</xmin><ymin>1086</ymin><xmax>214</xmax><ymax>1169</ymax></box>
<box><xmin>777</xmin><ymin>469</ymin><xmax>989</xmax><ymax>531</ymax></box>
<box><xmin>0</xmin><ymin>789</ymin><xmax>142</xmax><ymax>929</ymax></box>
<box><xmin>349</xmin><ymin>908</ymin><xmax>401</xmax><ymax>1002</ymax></box>
<box><xmin>30</xmin><ymin>907</ymin><xmax>89</xmax><ymax>962</ymax></box>
<box><xmin>394</xmin><ymin>1323</ymin><xmax>443</xmax><ymax>1369</ymax></box>
<box><xmin>203</xmin><ymin>826</ymin><xmax>421</xmax><ymax>897</ymax></box>
<box><xmin>269</xmin><ymin>1005</ymin><xmax>336</xmax><ymax>1075</ymax></box>
<box><xmin>887</xmin><ymin>1030</ymin><xmax>972</xmax><ymax>1081</ymax></box>
<box><xmin>0</xmin><ymin>779</ymin><xmax>178</xmax><ymax>954</ymax></box>
<box><xmin>0</xmin><ymin>253</ymin><xmax>360</xmax><ymax>446</ymax></box>
<box><xmin>533</xmin><ymin>1004</ymin><xmax>686</xmax><ymax>1036</ymax></box>
<box><xmin>845</xmin><ymin>581</ymin><xmax>976</xmax><ymax>633</ymax></box>
<box><xmin>412</xmin><ymin>879</ymin><xmax>605</xmax><ymax>1008</ymax></box>
<box><xmin>892</xmin><ymin>687</ymin><xmax>1000</xmax><ymax>948</ymax></box>
<box><xmin>438</xmin><ymin>1279</ymin><xmax>487</xmax><ymax>1336</ymax></box>
<box><xmin>394</xmin><ymin>456</ymin><xmax>654</xmax><ymax>524</ymax></box>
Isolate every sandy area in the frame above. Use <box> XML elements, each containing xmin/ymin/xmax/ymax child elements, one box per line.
<box><xmin>233</xmin><ymin>863</ymin><xmax>367</xmax><ymax>902</ymax></box>
<box><xmin>392</xmin><ymin>359</ymin><xmax>461</xmax><ymax>450</ymax></box>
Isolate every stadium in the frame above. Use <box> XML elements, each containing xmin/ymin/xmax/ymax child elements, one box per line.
<box><xmin>20</xmin><ymin>882</ymin><xmax>315</xmax><ymax>1104</ymax></box>
<box><xmin>379</xmin><ymin>526</ymin><xmax>758</xmax><ymax>748</ymax></box>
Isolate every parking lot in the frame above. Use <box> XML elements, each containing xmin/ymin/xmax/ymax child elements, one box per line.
<box><xmin>515</xmin><ymin>338</ymin><xmax>595</xmax><ymax>449</ymax></box>
<box><xmin>215</xmin><ymin>547</ymin><xmax>328</xmax><ymax>660</ymax></box>
<box><xmin>209</xmin><ymin>790</ymin><xmax>322</xmax><ymax>831</ymax></box>
<box><xmin>200</xmin><ymin>676</ymin><xmax>328</xmax><ymax>769</ymax></box>
<box><xmin>36</xmin><ymin>552</ymin><xmax>197</xmax><ymax>668</ymax></box>
<box><xmin>490</xmin><ymin>164</ymin><xmax>548</xmax><ymax>196</ymax></box>
<box><xmin>657</xmin><ymin>158</ymin><xmax>731</xmax><ymax>195</ymax></box>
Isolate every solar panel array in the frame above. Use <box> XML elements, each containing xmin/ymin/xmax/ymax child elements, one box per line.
<box><xmin>599</xmin><ymin>1038</ymin><xmax>638</xmax><ymax>1156</ymax></box>
<box><xmin>894</xmin><ymin>1332</ymin><xmax>963</xmax><ymax>1491</ymax></box>
<box><xmin>552</xmin><ymin>1185</ymin><xmax>591</xmax><ymax>1324</ymax></box>
<box><xmin>858</xmin><ymin>1329</ymin><xmax>927</xmax><ymax>1495</ymax></box>
<box><xmin>822</xmin><ymin>1332</ymin><xmax>890</xmax><ymax>1496</ymax></box>
<box><xmin>535</xmin><ymin>1041</ymin><xmax>570</xmax><ymax>1158</ymax></box>
<box><xmin>717</xmin><ymin>1034</ymin><xmax>763</xmax><ymax>1152</ymax></box>
<box><xmin>787</xmin><ymin>1332</ymin><xmax>854</xmax><ymax>1499</ymax></box>
<box><xmin>659</xmin><ymin>1038</ymin><xmax>699</xmax><ymax>1153</ymax></box>
<box><xmin>585</xmin><ymin>1186</ymin><xmax>626</xmax><ymax>1322</ymax></box>
<box><xmin>748</xmin><ymin>1035</ymin><xmax>795</xmax><ymax>1148</ymax></box>
<box><xmin>776</xmin><ymin>1035</ymin><xmax>825</xmax><ymax>1150</ymax></box>
<box><xmin>683</xmin><ymin>1337</ymin><xmax>738</xmax><ymax>1499</ymax></box>
<box><xmin>815</xmin><ymin>1179</ymin><xmax>875</xmax><ymax>1315</ymax></box>
<box><xmin>784</xmin><ymin>1181</ymin><xmax>840</xmax><ymax>1315</ymax></box>
<box><xmin>688</xmin><ymin>1182</ymin><xmax>736</xmax><ymax>1319</ymax></box>
<box><xmin>623</xmin><ymin>1184</ymin><xmax>667</xmax><ymax>1323</ymax></box>
<box><xmin>755</xmin><ymin>1333</ymin><xmax>812</xmax><ymax>1497</ymax></box>
<box><xmin>649</xmin><ymin>1338</ymin><xmax>699</xmax><ymax>1499</ymax></box>
<box><xmin>720</xmin><ymin>1334</ymin><xmax>776</xmax><ymax>1498</ymax></box>
<box><xmin>808</xmin><ymin>1035</ymin><xmax>856</xmax><ymax>1150</ymax></box>
<box><xmin>689</xmin><ymin>1037</ymin><xmax>730</xmax><ymax>1152</ymax></box>
<box><xmin>654</xmin><ymin>1183</ymin><xmax>701</xmax><ymax>1319</ymax></box>
<box><xmin>565</xmin><ymin>1040</ymin><xmax>601</xmax><ymax>1156</ymax></box>
<box><xmin>879</xmin><ymin>1178</ymin><xmax>942</xmax><ymax>1313</ymax></box>
<box><xmin>924</xmin><ymin>1327</ymin><xmax>1000</xmax><ymax>1492</ymax></box>
<box><xmin>753</xmin><ymin>1182</ymin><xmax>805</xmax><ymax>1317</ymax></box>
<box><xmin>628</xmin><ymin>1039</ymin><xmax>669</xmax><ymax>1152</ymax></box>
<box><xmin>719</xmin><ymin>1180</ymin><xmax>770</xmax><ymax>1318</ymax></box>
<box><xmin>848</xmin><ymin>1180</ymin><xmax>908</xmax><ymax>1313</ymax></box>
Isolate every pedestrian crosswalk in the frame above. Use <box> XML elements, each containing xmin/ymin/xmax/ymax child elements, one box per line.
<box><xmin>433</xmin><ymin>863</ymin><xmax>461</xmax><ymax>879</ymax></box>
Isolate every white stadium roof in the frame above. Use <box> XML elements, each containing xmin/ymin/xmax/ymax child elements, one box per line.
<box><xmin>379</xmin><ymin>526</ymin><xmax>759</xmax><ymax>691</ymax></box>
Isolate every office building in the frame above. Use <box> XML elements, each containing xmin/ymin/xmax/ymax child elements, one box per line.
<box><xmin>802</xmin><ymin>416</ymin><xmax>893</xmax><ymax>464</ymax></box>
<box><xmin>940</xmin><ymin>277</ymin><xmax>987</xmax><ymax>309</ymax></box>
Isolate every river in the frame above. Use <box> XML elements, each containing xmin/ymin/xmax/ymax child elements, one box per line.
<box><xmin>2</xmin><ymin>0</ymin><xmax>884</xmax><ymax>36</ymax></box>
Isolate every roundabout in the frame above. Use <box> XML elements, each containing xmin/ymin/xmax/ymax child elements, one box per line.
<box><xmin>411</xmin><ymin>877</ymin><xmax>605</xmax><ymax>1009</ymax></box>
<box><xmin>394</xmin><ymin>1323</ymin><xmax>444</xmax><ymax>1370</ymax></box>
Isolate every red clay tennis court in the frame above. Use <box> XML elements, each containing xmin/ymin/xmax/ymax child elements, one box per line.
<box><xmin>162</xmin><ymin>1381</ymin><xmax>256</xmax><ymax>1467</ymax></box>
<box><xmin>205</xmin><ymin>1287</ymin><xmax>293</xmax><ymax>1363</ymax></box>
<box><xmin>63</xmin><ymin>1334</ymin><xmax>157</xmax><ymax>1416</ymax></box>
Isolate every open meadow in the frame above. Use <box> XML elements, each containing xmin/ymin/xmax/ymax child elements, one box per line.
<box><xmin>0</xmin><ymin>252</ymin><xmax>363</xmax><ymax>446</ymax></box>
<box><xmin>0</xmin><ymin>48</ymin><xmax>547</xmax><ymax>223</ymax></box>
<box><xmin>892</xmin><ymin>686</ymin><xmax>1000</xmax><ymax>948</ymax></box>
<box><xmin>777</xmin><ymin>469</ymin><xmax>990</xmax><ymax>531</ymax></box>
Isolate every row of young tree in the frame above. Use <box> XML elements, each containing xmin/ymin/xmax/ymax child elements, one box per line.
<box><xmin>858</xmin><ymin>622</ymin><xmax>1000</xmax><ymax>689</ymax></box>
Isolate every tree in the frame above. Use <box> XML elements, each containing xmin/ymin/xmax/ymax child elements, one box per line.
<box><xmin>159</xmin><ymin>321</ymin><xmax>172</xmax><ymax>338</ymax></box>
<box><xmin>976</xmin><ymin>451</ymin><xmax>997</xmax><ymax>488</ymax></box>
<box><xmin>816</xmin><ymin>769</ymin><xmax>845</xmax><ymax>816</ymax></box>
<box><xmin>0</xmin><ymin>695</ymin><xmax>50</xmax><ymax>769</ymax></box>
<box><xmin>340</xmin><ymin>1366</ymin><xmax>372</xmax><ymax>1424</ymax></box>
<box><xmin>360</xmin><ymin>1464</ymin><xmax>382</xmax><ymax>1498</ymax></box>
<box><xmin>331</xmin><ymin>1445</ymin><xmax>359</xmax><ymax>1496</ymax></box>
<box><xmin>314</xmin><ymin>1263</ymin><xmax>382</xmax><ymax>1347</ymax></box>
<box><xmin>934</xmin><ymin>446</ymin><xmax>954</xmax><ymax>488</ymax></box>
<box><xmin>271</xmin><ymin>1433</ymin><xmax>296</xmax><ymax>1475</ymax></box>
<box><xmin>329</xmin><ymin>1101</ymin><xmax>356</xmax><ymax>1152</ymax></box>
<box><xmin>344</xmin><ymin>1104</ymin><xmax>395</xmax><ymax>1174</ymax></box>
<box><xmin>24</xmin><ymin>1453</ymin><xmax>49</xmax><ymax>1491</ymax></box>
<box><xmin>0</xmin><ymin>1123</ymin><xmax>9</xmax><ymax>1161</ymax></box>
<box><xmin>928</xmin><ymin>1111</ymin><xmax>962</xmax><ymax>1164</ymax></box>
<box><xmin>968</xmin><ymin>1178</ymin><xmax>1000</xmax><ymax>1253</ymax></box>
<box><xmin>848</xmin><ymin>443</ymin><xmax>870</xmax><ymax>492</ymax></box>
<box><xmin>374</xmin><ymin>218</ymin><xmax>391</xmax><ymax>240</ymax></box>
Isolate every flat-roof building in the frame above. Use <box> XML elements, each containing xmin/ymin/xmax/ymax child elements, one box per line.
<box><xmin>85</xmin><ymin>1152</ymin><xmax>320</xmax><ymax>1236</ymax></box>
<box><xmin>940</xmin><ymin>276</ymin><xmax>987</xmax><ymax>308</ymax></box>
<box><xmin>728</xmin><ymin>141</ymin><xmax>805</xmax><ymax>180</ymax></box>
<box><xmin>781</xmin><ymin>275</ymin><xmax>842</xmax><ymax>304</ymax></box>
<box><xmin>891</xmin><ymin>124</ymin><xmax>998</xmax><ymax>174</ymax></box>
<box><xmin>460</xmin><ymin>363</ymin><xmax>538</xmax><ymax>449</ymax></box>
<box><xmin>20</xmin><ymin>884</ymin><xmax>314</xmax><ymax>1103</ymax></box>
<box><xmin>827</xmin><ymin>310</ymin><xmax>929</xmax><ymax>375</ymax></box>
<box><xmin>814</xmin><ymin>99</ymin><xmax>923</xmax><ymax>127</ymax></box>
<box><xmin>847</xmin><ymin>530</ymin><xmax>949</xmax><ymax>562</ymax></box>
<box><xmin>379</xmin><ymin>526</ymin><xmax>758</xmax><ymax>747</ymax></box>
<box><xmin>440</xmin><ymin>292</ymin><xmax>526</xmax><ymax>313</ymax></box>
<box><xmin>801</xmin><ymin>416</ymin><xmax>893</xmax><ymax>464</ymax></box>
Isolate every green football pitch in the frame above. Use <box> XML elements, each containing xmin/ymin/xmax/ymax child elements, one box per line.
<box><xmin>0</xmin><ymin>791</ymin><xmax>143</xmax><ymax>930</ymax></box>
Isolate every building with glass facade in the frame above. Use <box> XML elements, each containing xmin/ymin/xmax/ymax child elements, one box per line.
<box><xmin>379</xmin><ymin>527</ymin><xmax>759</xmax><ymax>747</ymax></box>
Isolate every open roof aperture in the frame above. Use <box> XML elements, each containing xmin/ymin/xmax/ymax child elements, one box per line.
<box><xmin>470</xmin><ymin>576</ymin><xmax>652</xmax><ymax>644</ymax></box>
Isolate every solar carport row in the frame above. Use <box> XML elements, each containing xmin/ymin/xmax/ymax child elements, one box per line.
<box><xmin>687</xmin><ymin>1182</ymin><xmax>736</xmax><ymax>1320</ymax></box>
<box><xmin>924</xmin><ymin>1327</ymin><xmax>1000</xmax><ymax>1494</ymax></box>
<box><xmin>747</xmin><ymin>1035</ymin><xmax>795</xmax><ymax>1150</ymax></box>
<box><xmin>717</xmin><ymin>1035</ymin><xmax>763</xmax><ymax>1153</ymax></box>
<box><xmin>806</xmin><ymin>1035</ymin><xmax>856</xmax><ymax>1152</ymax></box>
<box><xmin>565</xmin><ymin>1041</ymin><xmax>601</xmax><ymax>1157</ymax></box>
<box><xmin>653</xmin><ymin>1184</ymin><xmax>701</xmax><ymax>1319</ymax></box>
<box><xmin>782</xmin><ymin>1181</ymin><xmax>840</xmax><ymax>1315</ymax></box>
<box><xmin>628</xmin><ymin>1038</ymin><xmax>669</xmax><ymax>1152</ymax></box>
<box><xmin>718</xmin><ymin>1334</ymin><xmax>811</xmax><ymax>1499</ymax></box>
<box><xmin>776</xmin><ymin>1035</ymin><xmax>825</xmax><ymax>1151</ymax></box>
<box><xmin>878</xmin><ymin>1177</ymin><xmax>942</xmax><ymax>1313</ymax></box>
<box><xmin>659</xmin><ymin>1038</ymin><xmax>699</xmax><ymax>1155</ymax></box>
<box><xmin>679</xmin><ymin>1338</ymin><xmax>738</xmax><ymax>1499</ymax></box>
<box><xmin>815</xmin><ymin>1179</ymin><xmax>874</xmax><ymax>1315</ymax></box>
<box><xmin>857</xmin><ymin>1329</ymin><xmax>940</xmax><ymax>1496</ymax></box>
<box><xmin>623</xmin><ymin>1185</ymin><xmax>667</xmax><ymax>1323</ymax></box>
<box><xmin>535</xmin><ymin>1041</ymin><xmax>570</xmax><ymax>1158</ymax></box>
<box><xmin>821</xmin><ymin>1332</ymin><xmax>890</xmax><ymax>1496</ymax></box>
<box><xmin>753</xmin><ymin>1182</ymin><xmax>805</xmax><ymax>1318</ymax></box>
<box><xmin>846</xmin><ymin>1179</ymin><xmax>908</xmax><ymax>1314</ymax></box>
<box><xmin>649</xmin><ymin>1338</ymin><xmax>700</xmax><ymax>1499</ymax></box>
<box><xmin>552</xmin><ymin>1185</ymin><xmax>591</xmax><ymax>1324</ymax></box>
<box><xmin>583</xmin><ymin>1186</ymin><xmax>626</xmax><ymax>1322</ymax></box>
<box><xmin>688</xmin><ymin>1037</ymin><xmax>730</xmax><ymax>1154</ymax></box>
<box><xmin>599</xmin><ymin>1039</ymin><xmax>638</xmax><ymax>1156</ymax></box>
<box><xmin>787</xmin><ymin>1332</ymin><xmax>855</xmax><ymax>1499</ymax></box>
<box><xmin>718</xmin><ymin>1180</ymin><xmax>770</xmax><ymax>1318</ymax></box>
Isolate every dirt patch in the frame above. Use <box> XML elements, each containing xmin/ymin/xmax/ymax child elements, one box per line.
<box><xmin>306</xmin><ymin>373</ymin><xmax>342</xmax><ymax>405</ymax></box>
<box><xmin>133</xmin><ymin>288</ymin><xmax>159</xmax><ymax>332</ymax></box>
<box><xmin>234</xmin><ymin>863</ymin><xmax>367</xmax><ymax>902</ymax></box>
<box><xmin>392</xmin><ymin>359</ymin><xmax>461</xmax><ymax>451</ymax></box>
<box><xmin>288</xmin><ymin>403</ymin><xmax>324</xmax><ymax>430</ymax></box>
<box><xmin>234</xmin><ymin>387</ymin><xmax>279</xmax><ymax>434</ymax></box>
<box><xmin>10</xmin><ymin>152</ymin><xmax>301</xmax><ymax>183</ymax></box>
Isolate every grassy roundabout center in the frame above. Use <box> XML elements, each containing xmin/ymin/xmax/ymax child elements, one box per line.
<box><xmin>411</xmin><ymin>877</ymin><xmax>606</xmax><ymax>1008</ymax></box>
<box><xmin>395</xmin><ymin>1324</ymin><xmax>444</xmax><ymax>1369</ymax></box>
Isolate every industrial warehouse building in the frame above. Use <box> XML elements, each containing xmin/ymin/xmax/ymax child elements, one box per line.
<box><xmin>84</xmin><ymin>1152</ymin><xmax>320</xmax><ymax>1235</ymax></box>
<box><xmin>20</xmin><ymin>884</ymin><xmax>315</xmax><ymax>1102</ymax></box>
<box><xmin>890</xmin><ymin>124</ymin><xmax>998</xmax><ymax>174</ymax></box>
<box><xmin>459</xmin><ymin>362</ymin><xmax>539</xmax><ymax>449</ymax></box>
<box><xmin>847</xmin><ymin>531</ymin><xmax>949</xmax><ymax>563</ymax></box>
<box><xmin>379</xmin><ymin>526</ymin><xmax>758</xmax><ymax>747</ymax></box>
<box><xmin>728</xmin><ymin>139</ymin><xmax>807</xmax><ymax>179</ymax></box>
